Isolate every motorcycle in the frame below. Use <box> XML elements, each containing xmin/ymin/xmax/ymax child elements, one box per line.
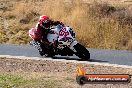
<box><xmin>29</xmin><ymin>25</ymin><xmax>90</xmax><ymax>60</ymax></box>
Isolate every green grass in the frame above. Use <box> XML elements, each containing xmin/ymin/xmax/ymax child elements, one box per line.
<box><xmin>0</xmin><ymin>73</ymin><xmax>75</xmax><ymax>88</ymax></box>
<box><xmin>0</xmin><ymin>74</ymin><xmax>30</xmax><ymax>87</ymax></box>
<box><xmin>65</xmin><ymin>77</ymin><xmax>75</xmax><ymax>83</ymax></box>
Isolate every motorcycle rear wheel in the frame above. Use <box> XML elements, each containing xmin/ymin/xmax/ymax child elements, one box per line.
<box><xmin>39</xmin><ymin>46</ymin><xmax>55</xmax><ymax>58</ymax></box>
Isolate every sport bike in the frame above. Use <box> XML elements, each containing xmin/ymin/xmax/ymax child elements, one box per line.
<box><xmin>29</xmin><ymin>25</ymin><xmax>90</xmax><ymax>60</ymax></box>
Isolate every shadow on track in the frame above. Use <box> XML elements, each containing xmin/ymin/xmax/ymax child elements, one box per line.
<box><xmin>52</xmin><ymin>56</ymin><xmax>108</xmax><ymax>63</ymax></box>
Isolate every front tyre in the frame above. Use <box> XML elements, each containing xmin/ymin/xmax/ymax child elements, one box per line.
<box><xmin>74</xmin><ymin>43</ymin><xmax>90</xmax><ymax>61</ymax></box>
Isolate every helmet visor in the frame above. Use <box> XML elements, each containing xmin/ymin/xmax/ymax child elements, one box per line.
<box><xmin>42</xmin><ymin>20</ymin><xmax>50</xmax><ymax>28</ymax></box>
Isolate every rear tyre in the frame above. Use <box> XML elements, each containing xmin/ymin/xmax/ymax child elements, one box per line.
<box><xmin>74</xmin><ymin>43</ymin><xmax>90</xmax><ymax>61</ymax></box>
<box><xmin>39</xmin><ymin>51</ymin><xmax>45</xmax><ymax>56</ymax></box>
<box><xmin>39</xmin><ymin>51</ymin><xmax>55</xmax><ymax>58</ymax></box>
<box><xmin>39</xmin><ymin>45</ymin><xmax>55</xmax><ymax>58</ymax></box>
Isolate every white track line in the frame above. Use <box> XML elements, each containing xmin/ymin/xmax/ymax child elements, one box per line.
<box><xmin>0</xmin><ymin>55</ymin><xmax>132</xmax><ymax>69</ymax></box>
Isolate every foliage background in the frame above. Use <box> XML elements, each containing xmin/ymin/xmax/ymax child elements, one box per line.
<box><xmin>0</xmin><ymin>0</ymin><xmax>132</xmax><ymax>50</ymax></box>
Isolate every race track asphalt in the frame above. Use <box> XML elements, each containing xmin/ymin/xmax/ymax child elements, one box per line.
<box><xmin>0</xmin><ymin>44</ymin><xmax>132</xmax><ymax>66</ymax></box>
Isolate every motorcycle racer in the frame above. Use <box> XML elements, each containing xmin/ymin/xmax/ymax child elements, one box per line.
<box><xmin>29</xmin><ymin>15</ymin><xmax>90</xmax><ymax>60</ymax></box>
<box><xmin>29</xmin><ymin>15</ymin><xmax>64</xmax><ymax>55</ymax></box>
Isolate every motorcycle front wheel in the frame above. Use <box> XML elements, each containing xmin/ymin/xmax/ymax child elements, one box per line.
<box><xmin>74</xmin><ymin>43</ymin><xmax>90</xmax><ymax>61</ymax></box>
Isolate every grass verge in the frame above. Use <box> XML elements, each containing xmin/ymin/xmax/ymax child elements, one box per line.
<box><xmin>0</xmin><ymin>72</ymin><xmax>75</xmax><ymax>88</ymax></box>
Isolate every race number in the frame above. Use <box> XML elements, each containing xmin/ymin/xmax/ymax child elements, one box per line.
<box><xmin>59</xmin><ymin>27</ymin><xmax>69</xmax><ymax>36</ymax></box>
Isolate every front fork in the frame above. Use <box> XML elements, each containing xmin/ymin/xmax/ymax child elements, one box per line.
<box><xmin>69</xmin><ymin>40</ymin><xmax>78</xmax><ymax>53</ymax></box>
